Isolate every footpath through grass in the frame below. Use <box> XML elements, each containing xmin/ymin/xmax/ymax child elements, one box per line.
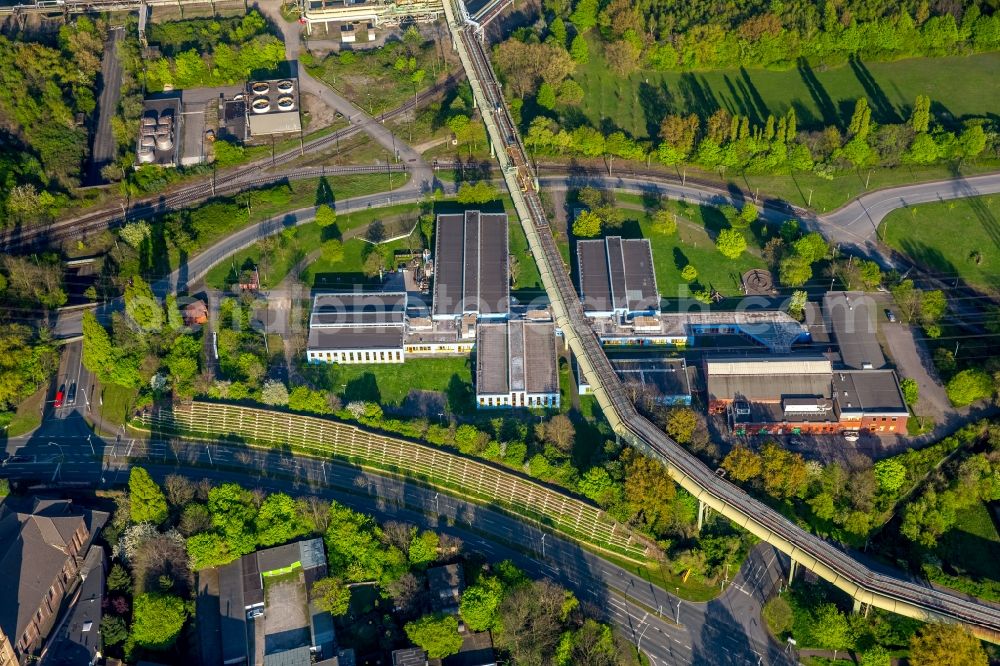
<box><xmin>574</xmin><ymin>44</ymin><xmax>1000</xmax><ymax>140</ymax></box>
<box><xmin>879</xmin><ymin>194</ymin><xmax>1000</xmax><ymax>295</ymax></box>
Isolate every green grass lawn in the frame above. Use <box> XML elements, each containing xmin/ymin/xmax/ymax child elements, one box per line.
<box><xmin>609</xmin><ymin>194</ymin><xmax>767</xmax><ymax>298</ymax></box>
<box><xmin>6</xmin><ymin>386</ymin><xmax>45</xmax><ymax>437</ymax></box>
<box><xmin>935</xmin><ymin>502</ymin><xmax>1000</xmax><ymax>583</ymax></box>
<box><xmin>164</xmin><ymin>173</ymin><xmax>409</xmax><ymax>277</ymax></box>
<box><xmin>324</xmin><ymin>357</ymin><xmax>472</xmax><ymax>407</ymax></box>
<box><xmin>879</xmin><ymin>194</ymin><xmax>1000</xmax><ymax>295</ymax></box>
<box><xmin>574</xmin><ymin>41</ymin><xmax>1000</xmax><ymax>139</ymax></box>
<box><xmin>739</xmin><ymin>159</ymin><xmax>1000</xmax><ymax>213</ymax></box>
<box><xmin>99</xmin><ymin>383</ymin><xmax>139</xmax><ymax>428</ymax></box>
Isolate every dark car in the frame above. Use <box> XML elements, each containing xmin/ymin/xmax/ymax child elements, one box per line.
<box><xmin>67</xmin><ymin>382</ymin><xmax>77</xmax><ymax>405</ymax></box>
<box><xmin>885</xmin><ymin>309</ymin><xmax>897</xmax><ymax>323</ymax></box>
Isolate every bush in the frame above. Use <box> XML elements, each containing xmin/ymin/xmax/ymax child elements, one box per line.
<box><xmin>131</xmin><ymin>592</ymin><xmax>187</xmax><ymax>650</ymax></box>
<box><xmin>945</xmin><ymin>369</ymin><xmax>993</xmax><ymax>407</ymax></box>
<box><xmin>762</xmin><ymin>596</ymin><xmax>793</xmax><ymax>636</ymax></box>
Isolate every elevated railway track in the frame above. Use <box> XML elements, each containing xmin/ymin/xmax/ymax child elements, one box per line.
<box><xmin>443</xmin><ymin>0</ymin><xmax>1000</xmax><ymax>643</ymax></box>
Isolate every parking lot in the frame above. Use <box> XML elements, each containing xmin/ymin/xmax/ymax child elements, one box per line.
<box><xmin>262</xmin><ymin>571</ymin><xmax>311</xmax><ymax>656</ymax></box>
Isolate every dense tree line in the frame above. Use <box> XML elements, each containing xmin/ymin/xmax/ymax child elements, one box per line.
<box><xmin>900</xmin><ymin>426</ymin><xmax>1000</xmax><ymax>547</ymax></box>
<box><xmin>0</xmin><ymin>17</ymin><xmax>106</xmax><ymax>225</ymax></box>
<box><xmin>144</xmin><ymin>12</ymin><xmax>285</xmax><ymax>92</ymax></box>
<box><xmin>762</xmin><ymin>579</ymin><xmax>987</xmax><ymax>664</ymax></box>
<box><xmin>497</xmin><ymin>18</ymin><xmax>995</xmax><ymax>181</ymax></box>
<box><xmin>720</xmin><ymin>421</ymin><xmax>998</xmax><ymax>545</ymax></box>
<box><xmin>547</xmin><ymin>0</ymin><xmax>1000</xmax><ymax>71</ymax></box>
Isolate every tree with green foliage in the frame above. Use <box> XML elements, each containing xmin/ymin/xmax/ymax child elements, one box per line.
<box><xmin>576</xmin><ymin>466</ymin><xmax>618</xmax><ymax>506</ymax></box>
<box><xmin>899</xmin><ymin>378</ymin><xmax>919</xmax><ymax>406</ymax></box>
<box><xmin>651</xmin><ymin>209</ymin><xmax>677</xmax><ymax>235</ymax></box>
<box><xmin>779</xmin><ymin>254</ymin><xmax>812</xmax><ymax>287</ymax></box>
<box><xmin>124</xmin><ymin>276</ymin><xmax>163</xmax><ymax>332</ymax></box>
<box><xmin>311</xmin><ymin>577</ymin><xmax>352</xmax><ymax>616</ymax></box>
<box><xmin>556</xmin><ymin>618</ymin><xmax>618</xmax><ymax>666</ymax></box>
<box><xmin>873</xmin><ymin>458</ymin><xmax>907</xmax><ymax>494</ymax></box>
<box><xmin>762</xmin><ymin>596</ymin><xmax>793</xmax><ymax>636</ymax></box>
<box><xmin>321</xmin><ymin>239</ymin><xmax>345</xmax><ymax>264</ymax></box>
<box><xmin>256</xmin><ymin>493</ymin><xmax>309</xmax><ymax>547</ymax></box>
<box><xmin>848</xmin><ymin>98</ymin><xmax>872</xmax><ymax>140</ymax></box>
<box><xmin>131</xmin><ymin>592</ymin><xmax>188</xmax><ymax>650</ymax></box>
<box><xmin>100</xmin><ymin>615</ymin><xmax>128</xmax><ymax>646</ymax></box>
<box><xmin>946</xmin><ymin>369</ymin><xmax>993</xmax><ymax>407</ymax></box>
<box><xmin>407</xmin><ymin>529</ymin><xmax>439</xmax><ymax>568</ymax></box>
<box><xmin>536</xmin><ymin>81</ymin><xmax>557</xmax><ymax>110</ymax></box>
<box><xmin>107</xmin><ymin>563</ymin><xmax>132</xmax><ymax>592</ymax></box>
<box><xmin>859</xmin><ymin>645</ymin><xmax>891</xmax><ymax>666</ymax></box>
<box><xmin>288</xmin><ymin>386</ymin><xmax>333</xmax><ymax>414</ymax></box>
<box><xmin>460</xmin><ymin>575</ymin><xmax>505</xmax><ymax>631</ymax></box>
<box><xmin>569</xmin><ymin>34</ymin><xmax>590</xmax><ymax>62</ymax></box>
<box><xmin>315</xmin><ymin>204</ymin><xmax>336</xmax><ymax>228</ymax></box>
<box><xmin>326</xmin><ymin>501</ymin><xmax>406</xmax><ymax>583</ymax></box>
<box><xmin>810</xmin><ymin>603</ymin><xmax>853</xmax><ymax>655</ymax></box>
<box><xmin>760</xmin><ymin>443</ymin><xmax>807</xmax><ymax>499</ymax></box>
<box><xmin>622</xmin><ymin>448</ymin><xmax>677</xmax><ymax>534</ymax></box>
<box><xmin>404</xmin><ymin>613</ymin><xmax>463</xmax><ymax>658</ymax></box>
<box><xmin>715</xmin><ymin>228</ymin><xmax>746</xmax><ymax>259</ymax></box>
<box><xmin>129</xmin><ymin>467</ymin><xmax>168</xmax><ymax>525</ymax></box>
<box><xmin>910</xmin><ymin>95</ymin><xmax>931</xmax><ymax>134</ymax></box>
<box><xmin>548</xmin><ymin>16</ymin><xmax>567</xmax><ymax>44</ymax></box>
<box><xmin>569</xmin><ymin>0</ymin><xmax>598</xmax><ymax>31</ymax></box>
<box><xmin>735</xmin><ymin>203</ymin><xmax>758</xmax><ymax>229</ymax></box>
<box><xmin>119</xmin><ymin>220</ymin><xmax>151</xmax><ymax>249</ymax></box>
<box><xmin>572</xmin><ymin>210</ymin><xmax>602</xmax><ymax>237</ymax></box>
<box><xmin>908</xmin><ymin>623</ymin><xmax>987</xmax><ymax>666</ymax></box>
<box><xmin>793</xmin><ymin>232</ymin><xmax>828</xmax><ymax>263</ymax></box>
<box><xmin>456</xmin><ymin>181</ymin><xmax>500</xmax><ymax>204</ymax></box>
<box><xmin>722</xmin><ymin>446</ymin><xmax>762</xmax><ymax>481</ymax></box>
<box><xmin>0</xmin><ymin>324</ymin><xmax>57</xmax><ymax>413</ymax></box>
<box><xmin>680</xmin><ymin>264</ymin><xmax>698</xmax><ymax>282</ymax></box>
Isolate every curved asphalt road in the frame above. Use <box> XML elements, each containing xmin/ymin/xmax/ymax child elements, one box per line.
<box><xmin>2</xmin><ymin>432</ymin><xmax>792</xmax><ymax>665</ymax></box>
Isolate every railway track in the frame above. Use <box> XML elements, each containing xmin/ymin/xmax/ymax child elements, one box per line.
<box><xmin>0</xmin><ymin>77</ymin><xmax>458</xmax><ymax>252</ymax></box>
<box><xmin>451</xmin><ymin>14</ymin><xmax>1000</xmax><ymax>641</ymax></box>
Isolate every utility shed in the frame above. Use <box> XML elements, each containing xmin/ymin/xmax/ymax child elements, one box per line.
<box><xmin>577</xmin><ymin>236</ymin><xmax>658</xmax><ymax>316</ymax></box>
<box><xmin>823</xmin><ymin>291</ymin><xmax>886</xmax><ymax>370</ymax></box>
<box><xmin>475</xmin><ymin>320</ymin><xmax>559</xmax><ymax>409</ymax></box>
<box><xmin>432</xmin><ymin>210</ymin><xmax>509</xmax><ymax>321</ymax></box>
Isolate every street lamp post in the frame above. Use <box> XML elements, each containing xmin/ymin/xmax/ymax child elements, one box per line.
<box><xmin>675</xmin><ymin>587</ymin><xmax>681</xmax><ymax>624</ymax></box>
<box><xmin>541</xmin><ymin>533</ymin><xmax>546</xmax><ymax>559</ymax></box>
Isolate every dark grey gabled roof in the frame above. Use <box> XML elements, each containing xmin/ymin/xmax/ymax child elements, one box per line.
<box><xmin>433</xmin><ymin>211</ymin><xmax>509</xmax><ymax>318</ymax></box>
<box><xmin>577</xmin><ymin>237</ymin><xmax>658</xmax><ymax>314</ymax></box>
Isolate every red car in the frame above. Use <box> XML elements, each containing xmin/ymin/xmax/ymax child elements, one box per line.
<box><xmin>54</xmin><ymin>389</ymin><xmax>64</xmax><ymax>408</ymax></box>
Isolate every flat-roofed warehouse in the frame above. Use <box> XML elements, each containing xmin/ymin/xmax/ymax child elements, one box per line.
<box><xmin>432</xmin><ymin>210</ymin><xmax>509</xmax><ymax>321</ymax></box>
<box><xmin>706</xmin><ymin>356</ymin><xmax>833</xmax><ymax>407</ymax></box>
<box><xmin>577</xmin><ymin>236</ymin><xmax>659</xmax><ymax>317</ymax></box>
<box><xmin>306</xmin><ymin>292</ymin><xmax>407</xmax><ymax>364</ymax></box>
<box><xmin>476</xmin><ymin>320</ymin><xmax>560</xmax><ymax>409</ymax></box>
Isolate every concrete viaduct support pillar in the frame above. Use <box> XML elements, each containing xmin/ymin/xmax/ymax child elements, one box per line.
<box><xmin>697</xmin><ymin>499</ymin><xmax>706</xmax><ymax>531</ymax></box>
<box><xmin>788</xmin><ymin>558</ymin><xmax>798</xmax><ymax>586</ymax></box>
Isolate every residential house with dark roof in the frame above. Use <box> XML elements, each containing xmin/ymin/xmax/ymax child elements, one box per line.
<box><xmin>0</xmin><ymin>498</ymin><xmax>107</xmax><ymax>665</ymax></box>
